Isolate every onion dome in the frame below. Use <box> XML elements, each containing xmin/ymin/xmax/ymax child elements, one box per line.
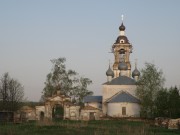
<box><xmin>106</xmin><ymin>65</ymin><xmax>114</xmax><ymax>77</ymax></box>
<box><xmin>118</xmin><ymin>61</ymin><xmax>128</xmax><ymax>70</ymax></box>
<box><xmin>132</xmin><ymin>68</ymin><xmax>140</xmax><ymax>78</ymax></box>
<box><xmin>132</xmin><ymin>61</ymin><xmax>140</xmax><ymax>78</ymax></box>
<box><xmin>119</xmin><ymin>23</ymin><xmax>125</xmax><ymax>31</ymax></box>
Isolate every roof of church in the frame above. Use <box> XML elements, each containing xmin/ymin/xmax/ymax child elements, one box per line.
<box><xmin>107</xmin><ymin>91</ymin><xmax>140</xmax><ymax>103</ymax></box>
<box><xmin>115</xmin><ymin>36</ymin><xmax>129</xmax><ymax>44</ymax></box>
<box><xmin>103</xmin><ymin>76</ymin><xmax>136</xmax><ymax>85</ymax></box>
<box><xmin>83</xmin><ymin>96</ymin><xmax>102</xmax><ymax>103</ymax></box>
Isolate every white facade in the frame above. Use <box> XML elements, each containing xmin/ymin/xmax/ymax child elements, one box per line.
<box><xmin>102</xmin><ymin>84</ymin><xmax>138</xmax><ymax>115</ymax></box>
<box><xmin>102</xmin><ymin>84</ymin><xmax>140</xmax><ymax>117</ymax></box>
<box><xmin>107</xmin><ymin>102</ymin><xmax>140</xmax><ymax>117</ymax></box>
<box><xmin>64</xmin><ymin>105</ymin><xmax>80</xmax><ymax>120</ymax></box>
<box><xmin>103</xmin><ymin>85</ymin><xmax>137</xmax><ymax>101</ymax></box>
<box><xmin>80</xmin><ymin>106</ymin><xmax>102</xmax><ymax>120</ymax></box>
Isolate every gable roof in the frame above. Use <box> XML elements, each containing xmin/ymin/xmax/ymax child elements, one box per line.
<box><xmin>103</xmin><ymin>76</ymin><xmax>136</xmax><ymax>85</ymax></box>
<box><xmin>107</xmin><ymin>91</ymin><xmax>140</xmax><ymax>103</ymax></box>
<box><xmin>83</xmin><ymin>96</ymin><xmax>102</xmax><ymax>103</ymax></box>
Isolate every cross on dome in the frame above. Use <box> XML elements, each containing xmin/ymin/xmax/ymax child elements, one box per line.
<box><xmin>121</xmin><ymin>14</ymin><xmax>124</xmax><ymax>21</ymax></box>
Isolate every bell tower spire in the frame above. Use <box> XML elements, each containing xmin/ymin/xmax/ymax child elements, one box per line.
<box><xmin>112</xmin><ymin>17</ymin><xmax>133</xmax><ymax>78</ymax></box>
<box><xmin>120</xmin><ymin>15</ymin><xmax>125</xmax><ymax>36</ymax></box>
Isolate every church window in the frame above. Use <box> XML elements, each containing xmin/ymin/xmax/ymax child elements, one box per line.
<box><xmin>120</xmin><ymin>40</ymin><xmax>124</xmax><ymax>43</ymax></box>
<box><xmin>122</xmin><ymin>107</ymin><xmax>126</xmax><ymax>115</ymax></box>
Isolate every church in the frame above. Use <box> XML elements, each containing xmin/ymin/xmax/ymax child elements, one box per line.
<box><xmin>83</xmin><ymin>20</ymin><xmax>141</xmax><ymax>119</ymax></box>
<box><xmin>17</xmin><ymin>20</ymin><xmax>141</xmax><ymax>121</ymax></box>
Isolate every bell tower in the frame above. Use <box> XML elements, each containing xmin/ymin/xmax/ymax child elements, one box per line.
<box><xmin>112</xmin><ymin>16</ymin><xmax>133</xmax><ymax>78</ymax></box>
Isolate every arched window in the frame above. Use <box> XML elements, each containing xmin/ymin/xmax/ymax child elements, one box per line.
<box><xmin>119</xmin><ymin>49</ymin><xmax>125</xmax><ymax>54</ymax></box>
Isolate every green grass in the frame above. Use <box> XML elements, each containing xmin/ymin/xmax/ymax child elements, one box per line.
<box><xmin>0</xmin><ymin>120</ymin><xmax>180</xmax><ymax>135</ymax></box>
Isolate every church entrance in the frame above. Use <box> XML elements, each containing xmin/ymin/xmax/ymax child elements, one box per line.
<box><xmin>52</xmin><ymin>104</ymin><xmax>64</xmax><ymax>120</ymax></box>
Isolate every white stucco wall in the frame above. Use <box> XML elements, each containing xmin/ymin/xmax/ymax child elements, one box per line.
<box><xmin>44</xmin><ymin>102</ymin><xmax>52</xmax><ymax>119</ymax></box>
<box><xmin>103</xmin><ymin>85</ymin><xmax>137</xmax><ymax>101</ymax></box>
<box><xmin>64</xmin><ymin>106</ymin><xmax>80</xmax><ymax>120</ymax></box>
<box><xmin>102</xmin><ymin>84</ymin><xmax>137</xmax><ymax>114</ymax></box>
<box><xmin>35</xmin><ymin>106</ymin><xmax>45</xmax><ymax>120</ymax></box>
<box><xmin>80</xmin><ymin>109</ymin><xmax>102</xmax><ymax>120</ymax></box>
<box><xmin>107</xmin><ymin>102</ymin><xmax>140</xmax><ymax>117</ymax></box>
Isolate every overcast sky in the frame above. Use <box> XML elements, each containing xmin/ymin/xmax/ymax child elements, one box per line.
<box><xmin>0</xmin><ymin>0</ymin><xmax>180</xmax><ymax>101</ymax></box>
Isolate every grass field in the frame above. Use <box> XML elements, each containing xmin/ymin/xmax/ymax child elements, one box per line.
<box><xmin>0</xmin><ymin>120</ymin><xmax>180</xmax><ymax>135</ymax></box>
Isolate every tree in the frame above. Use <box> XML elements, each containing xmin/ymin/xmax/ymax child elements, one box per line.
<box><xmin>42</xmin><ymin>57</ymin><xmax>93</xmax><ymax>104</ymax></box>
<box><xmin>154</xmin><ymin>86</ymin><xmax>180</xmax><ymax>118</ymax></box>
<box><xmin>0</xmin><ymin>73</ymin><xmax>24</xmax><ymax>111</ymax></box>
<box><xmin>74</xmin><ymin>77</ymin><xmax>93</xmax><ymax>103</ymax></box>
<box><xmin>43</xmin><ymin>58</ymin><xmax>77</xmax><ymax>97</ymax></box>
<box><xmin>168</xmin><ymin>86</ymin><xmax>180</xmax><ymax>118</ymax></box>
<box><xmin>154</xmin><ymin>88</ymin><xmax>169</xmax><ymax>117</ymax></box>
<box><xmin>136</xmin><ymin>63</ymin><xmax>165</xmax><ymax>118</ymax></box>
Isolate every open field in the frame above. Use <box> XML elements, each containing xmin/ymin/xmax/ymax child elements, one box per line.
<box><xmin>0</xmin><ymin>120</ymin><xmax>180</xmax><ymax>135</ymax></box>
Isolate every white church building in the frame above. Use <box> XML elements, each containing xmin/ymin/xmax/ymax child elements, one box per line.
<box><xmin>84</xmin><ymin>21</ymin><xmax>141</xmax><ymax>118</ymax></box>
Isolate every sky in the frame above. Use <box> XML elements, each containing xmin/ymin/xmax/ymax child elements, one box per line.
<box><xmin>0</xmin><ymin>0</ymin><xmax>180</xmax><ymax>101</ymax></box>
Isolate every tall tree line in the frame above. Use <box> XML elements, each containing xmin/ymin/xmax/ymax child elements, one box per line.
<box><xmin>155</xmin><ymin>86</ymin><xmax>180</xmax><ymax>118</ymax></box>
<box><xmin>0</xmin><ymin>73</ymin><xmax>24</xmax><ymax>111</ymax></box>
<box><xmin>136</xmin><ymin>63</ymin><xmax>180</xmax><ymax>118</ymax></box>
